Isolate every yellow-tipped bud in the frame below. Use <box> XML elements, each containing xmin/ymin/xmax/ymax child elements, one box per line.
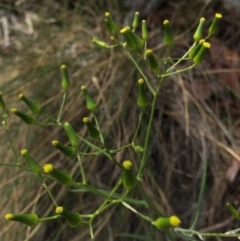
<box><xmin>55</xmin><ymin>206</ymin><xmax>64</xmax><ymax>214</ymax></box>
<box><xmin>92</xmin><ymin>38</ymin><xmax>108</xmax><ymax>48</ymax></box>
<box><xmin>145</xmin><ymin>49</ymin><xmax>159</xmax><ymax>70</ymax></box>
<box><xmin>142</xmin><ymin>20</ymin><xmax>148</xmax><ymax>41</ymax></box>
<box><xmin>123</xmin><ymin>160</ymin><xmax>132</xmax><ymax>169</ymax></box>
<box><xmin>132</xmin><ymin>12</ymin><xmax>139</xmax><ymax>30</ymax></box>
<box><xmin>193</xmin><ymin>17</ymin><xmax>205</xmax><ymax>42</ymax></box>
<box><xmin>55</xmin><ymin>206</ymin><xmax>82</xmax><ymax>227</ymax></box>
<box><xmin>43</xmin><ymin>163</ymin><xmax>72</xmax><ymax>185</ymax></box>
<box><xmin>19</xmin><ymin>94</ymin><xmax>41</xmax><ymax>113</ymax></box>
<box><xmin>122</xmin><ymin>160</ymin><xmax>136</xmax><ymax>189</ymax></box>
<box><xmin>83</xmin><ymin>117</ymin><xmax>100</xmax><ymax>139</ymax></box>
<box><xmin>137</xmin><ymin>78</ymin><xmax>149</xmax><ymax>108</ymax></box>
<box><xmin>120</xmin><ymin>26</ymin><xmax>144</xmax><ymax>49</ymax></box>
<box><xmin>43</xmin><ymin>163</ymin><xmax>54</xmax><ymax>173</ymax></box>
<box><xmin>81</xmin><ymin>85</ymin><xmax>97</xmax><ymax>112</ymax></box>
<box><xmin>5</xmin><ymin>213</ymin><xmax>39</xmax><ymax>226</ymax></box>
<box><xmin>52</xmin><ymin>140</ymin><xmax>75</xmax><ymax>157</ymax></box>
<box><xmin>130</xmin><ymin>31</ymin><xmax>144</xmax><ymax>48</ymax></box>
<box><xmin>63</xmin><ymin>122</ymin><xmax>80</xmax><ymax>148</ymax></box>
<box><xmin>61</xmin><ymin>64</ymin><xmax>70</xmax><ymax>91</ymax></box>
<box><xmin>208</xmin><ymin>13</ymin><xmax>222</xmax><ymax>35</ymax></box>
<box><xmin>189</xmin><ymin>39</ymin><xmax>205</xmax><ymax>59</ymax></box>
<box><xmin>152</xmin><ymin>215</ymin><xmax>181</xmax><ymax>230</ymax></box>
<box><xmin>11</xmin><ymin>108</ymin><xmax>35</xmax><ymax>125</ymax></box>
<box><xmin>21</xmin><ymin>149</ymin><xmax>41</xmax><ymax>176</ymax></box>
<box><xmin>105</xmin><ymin>12</ymin><xmax>118</xmax><ymax>35</ymax></box>
<box><xmin>193</xmin><ymin>41</ymin><xmax>211</xmax><ymax>65</ymax></box>
<box><xmin>120</xmin><ymin>26</ymin><xmax>136</xmax><ymax>50</ymax></box>
<box><xmin>163</xmin><ymin>20</ymin><xmax>174</xmax><ymax>47</ymax></box>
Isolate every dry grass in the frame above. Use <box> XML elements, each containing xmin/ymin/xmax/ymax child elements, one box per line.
<box><xmin>0</xmin><ymin>0</ymin><xmax>240</xmax><ymax>241</ymax></box>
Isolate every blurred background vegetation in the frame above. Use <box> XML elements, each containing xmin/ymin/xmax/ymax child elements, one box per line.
<box><xmin>0</xmin><ymin>0</ymin><xmax>240</xmax><ymax>240</ymax></box>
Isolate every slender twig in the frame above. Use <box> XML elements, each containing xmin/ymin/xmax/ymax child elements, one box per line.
<box><xmin>57</xmin><ymin>91</ymin><xmax>67</xmax><ymax>122</ymax></box>
<box><xmin>132</xmin><ymin>110</ymin><xmax>144</xmax><ymax>145</ymax></box>
<box><xmin>93</xmin><ymin>113</ymin><xmax>105</xmax><ymax>145</ymax></box>
<box><xmin>77</xmin><ymin>154</ymin><xmax>86</xmax><ymax>184</ymax></box>
<box><xmin>3</xmin><ymin>120</ymin><xmax>19</xmax><ymax>162</ymax></box>
<box><xmin>126</xmin><ymin>51</ymin><xmax>155</xmax><ymax>95</ymax></box>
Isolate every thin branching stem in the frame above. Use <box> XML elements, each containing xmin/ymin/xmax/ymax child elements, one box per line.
<box><xmin>57</xmin><ymin>91</ymin><xmax>67</xmax><ymax>122</ymax></box>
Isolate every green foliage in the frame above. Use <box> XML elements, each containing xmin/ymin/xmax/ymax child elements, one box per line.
<box><xmin>1</xmin><ymin>11</ymin><xmax>236</xmax><ymax>241</ymax></box>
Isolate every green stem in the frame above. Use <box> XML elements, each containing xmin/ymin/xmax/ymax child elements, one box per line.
<box><xmin>34</xmin><ymin>122</ymin><xmax>60</xmax><ymax>126</ymax></box>
<box><xmin>42</xmin><ymin>179</ymin><xmax>58</xmax><ymax>207</ymax></box>
<box><xmin>137</xmin><ymin>81</ymin><xmax>161</xmax><ymax>180</ymax></box>
<box><xmin>78</xmin><ymin>118</ymin><xmax>121</xmax><ymax>170</ymax></box>
<box><xmin>41</xmin><ymin>113</ymin><xmax>58</xmax><ymax>122</ymax></box>
<box><xmin>77</xmin><ymin>154</ymin><xmax>86</xmax><ymax>184</ymax></box>
<box><xmin>109</xmin><ymin>179</ymin><xmax>122</xmax><ymax>198</ymax></box>
<box><xmin>132</xmin><ymin>110</ymin><xmax>144</xmax><ymax>145</ymax></box>
<box><xmin>167</xmin><ymin>42</ymin><xmax>196</xmax><ymax>72</ymax></box>
<box><xmin>126</xmin><ymin>51</ymin><xmax>155</xmax><ymax>95</ymax></box>
<box><xmin>57</xmin><ymin>91</ymin><xmax>67</xmax><ymax>122</ymax></box>
<box><xmin>78</xmin><ymin>135</ymin><xmax>100</xmax><ymax>150</ymax></box>
<box><xmin>122</xmin><ymin>201</ymin><xmax>153</xmax><ymax>222</ymax></box>
<box><xmin>78</xmin><ymin>135</ymin><xmax>122</xmax><ymax>169</ymax></box>
<box><xmin>0</xmin><ymin>162</ymin><xmax>30</xmax><ymax>172</ymax></box>
<box><xmin>71</xmin><ymin>182</ymin><xmax>112</xmax><ymax>200</ymax></box>
<box><xmin>89</xmin><ymin>222</ymin><xmax>94</xmax><ymax>241</ymax></box>
<box><xmin>143</xmin><ymin>41</ymin><xmax>147</xmax><ymax>59</ymax></box>
<box><xmin>38</xmin><ymin>215</ymin><xmax>60</xmax><ymax>222</ymax></box>
<box><xmin>190</xmin><ymin>157</ymin><xmax>207</xmax><ymax>229</ymax></box>
<box><xmin>162</xmin><ymin>64</ymin><xmax>195</xmax><ymax>78</ymax></box>
<box><xmin>78</xmin><ymin>151</ymin><xmax>106</xmax><ymax>156</ymax></box>
<box><xmin>93</xmin><ymin>113</ymin><xmax>105</xmax><ymax>145</ymax></box>
<box><xmin>109</xmin><ymin>144</ymin><xmax>132</xmax><ymax>153</ymax></box>
<box><xmin>3</xmin><ymin>120</ymin><xmax>19</xmax><ymax>162</ymax></box>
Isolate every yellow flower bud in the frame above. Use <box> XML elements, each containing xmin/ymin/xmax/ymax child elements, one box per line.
<box><xmin>189</xmin><ymin>39</ymin><xmax>205</xmax><ymax>59</ymax></box>
<box><xmin>83</xmin><ymin>117</ymin><xmax>100</xmax><ymax>139</ymax></box>
<box><xmin>193</xmin><ymin>17</ymin><xmax>205</xmax><ymax>42</ymax></box>
<box><xmin>208</xmin><ymin>13</ymin><xmax>222</xmax><ymax>35</ymax></box>
<box><xmin>5</xmin><ymin>213</ymin><xmax>39</xmax><ymax>226</ymax></box>
<box><xmin>142</xmin><ymin>20</ymin><xmax>148</xmax><ymax>41</ymax></box>
<box><xmin>152</xmin><ymin>215</ymin><xmax>181</xmax><ymax>230</ymax></box>
<box><xmin>120</xmin><ymin>26</ymin><xmax>136</xmax><ymax>50</ymax></box>
<box><xmin>63</xmin><ymin>122</ymin><xmax>80</xmax><ymax>148</ymax></box>
<box><xmin>43</xmin><ymin>163</ymin><xmax>72</xmax><ymax>185</ymax></box>
<box><xmin>92</xmin><ymin>38</ymin><xmax>108</xmax><ymax>48</ymax></box>
<box><xmin>19</xmin><ymin>93</ymin><xmax>41</xmax><ymax>113</ymax></box>
<box><xmin>145</xmin><ymin>49</ymin><xmax>159</xmax><ymax>70</ymax></box>
<box><xmin>81</xmin><ymin>85</ymin><xmax>97</xmax><ymax>112</ymax></box>
<box><xmin>163</xmin><ymin>20</ymin><xmax>174</xmax><ymax>47</ymax></box>
<box><xmin>193</xmin><ymin>41</ymin><xmax>211</xmax><ymax>65</ymax></box>
<box><xmin>11</xmin><ymin>108</ymin><xmax>35</xmax><ymax>125</ymax></box>
<box><xmin>137</xmin><ymin>78</ymin><xmax>149</xmax><ymax>108</ymax></box>
<box><xmin>55</xmin><ymin>206</ymin><xmax>82</xmax><ymax>227</ymax></box>
<box><xmin>132</xmin><ymin>12</ymin><xmax>139</xmax><ymax>30</ymax></box>
<box><xmin>52</xmin><ymin>140</ymin><xmax>75</xmax><ymax>157</ymax></box>
<box><xmin>105</xmin><ymin>12</ymin><xmax>118</xmax><ymax>35</ymax></box>
<box><xmin>122</xmin><ymin>160</ymin><xmax>136</xmax><ymax>189</ymax></box>
<box><xmin>61</xmin><ymin>64</ymin><xmax>70</xmax><ymax>91</ymax></box>
<box><xmin>21</xmin><ymin>149</ymin><xmax>41</xmax><ymax>176</ymax></box>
